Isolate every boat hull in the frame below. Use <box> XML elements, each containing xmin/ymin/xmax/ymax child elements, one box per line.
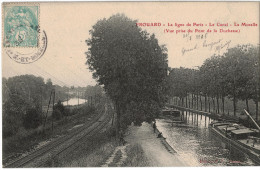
<box><xmin>209</xmin><ymin>125</ymin><xmax>260</xmax><ymax>165</ymax></box>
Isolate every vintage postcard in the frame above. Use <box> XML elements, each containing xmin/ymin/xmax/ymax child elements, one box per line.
<box><xmin>1</xmin><ymin>1</ymin><xmax>260</xmax><ymax>167</ymax></box>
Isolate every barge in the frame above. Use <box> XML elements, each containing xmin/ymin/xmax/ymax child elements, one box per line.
<box><xmin>209</xmin><ymin>121</ymin><xmax>260</xmax><ymax>165</ymax></box>
<box><xmin>159</xmin><ymin>107</ymin><xmax>184</xmax><ymax>123</ymax></box>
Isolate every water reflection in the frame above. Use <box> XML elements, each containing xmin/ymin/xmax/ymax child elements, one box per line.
<box><xmin>62</xmin><ymin>98</ymin><xmax>86</xmax><ymax>106</ymax></box>
<box><xmin>156</xmin><ymin>111</ymin><xmax>256</xmax><ymax>166</ymax></box>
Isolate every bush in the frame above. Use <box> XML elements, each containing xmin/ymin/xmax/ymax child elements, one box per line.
<box><xmin>54</xmin><ymin>100</ymin><xmax>65</xmax><ymax>115</ymax></box>
<box><xmin>3</xmin><ymin>95</ymin><xmax>27</xmax><ymax>137</ymax></box>
<box><xmin>53</xmin><ymin>109</ymin><xmax>63</xmax><ymax>120</ymax></box>
<box><xmin>3</xmin><ymin>111</ymin><xmax>22</xmax><ymax>137</ymax></box>
<box><xmin>85</xmin><ymin>106</ymin><xmax>96</xmax><ymax>114</ymax></box>
<box><xmin>23</xmin><ymin>108</ymin><xmax>42</xmax><ymax>129</ymax></box>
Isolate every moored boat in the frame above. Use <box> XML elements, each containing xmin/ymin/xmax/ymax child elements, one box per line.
<box><xmin>209</xmin><ymin>121</ymin><xmax>260</xmax><ymax>165</ymax></box>
<box><xmin>159</xmin><ymin>107</ymin><xmax>184</xmax><ymax>123</ymax></box>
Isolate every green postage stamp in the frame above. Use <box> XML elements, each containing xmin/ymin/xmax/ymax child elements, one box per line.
<box><xmin>3</xmin><ymin>4</ymin><xmax>39</xmax><ymax>47</ymax></box>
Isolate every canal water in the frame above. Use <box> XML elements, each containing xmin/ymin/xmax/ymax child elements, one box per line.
<box><xmin>62</xmin><ymin>98</ymin><xmax>86</xmax><ymax>106</ymax></box>
<box><xmin>156</xmin><ymin>111</ymin><xmax>257</xmax><ymax>166</ymax></box>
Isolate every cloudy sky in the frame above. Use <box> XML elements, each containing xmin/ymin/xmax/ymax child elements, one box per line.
<box><xmin>2</xmin><ymin>2</ymin><xmax>259</xmax><ymax>87</ymax></box>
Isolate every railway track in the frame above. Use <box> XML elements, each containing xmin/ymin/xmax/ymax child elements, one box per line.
<box><xmin>39</xmin><ymin>109</ymin><xmax>112</xmax><ymax>167</ymax></box>
<box><xmin>5</xmin><ymin>104</ymin><xmax>111</xmax><ymax>168</ymax></box>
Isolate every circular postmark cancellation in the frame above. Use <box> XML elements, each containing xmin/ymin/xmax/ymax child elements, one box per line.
<box><xmin>5</xmin><ymin>30</ymin><xmax>47</xmax><ymax>64</ymax></box>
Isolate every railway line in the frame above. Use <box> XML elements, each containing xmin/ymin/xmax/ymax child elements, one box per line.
<box><xmin>5</xmin><ymin>103</ymin><xmax>112</xmax><ymax>168</ymax></box>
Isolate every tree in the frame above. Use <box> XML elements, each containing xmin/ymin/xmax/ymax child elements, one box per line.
<box><xmin>168</xmin><ymin>67</ymin><xmax>192</xmax><ymax>107</ymax></box>
<box><xmin>54</xmin><ymin>100</ymin><xmax>66</xmax><ymax>117</ymax></box>
<box><xmin>23</xmin><ymin>107</ymin><xmax>42</xmax><ymax>129</ymax></box>
<box><xmin>223</xmin><ymin>45</ymin><xmax>259</xmax><ymax>116</ymax></box>
<box><xmin>86</xmin><ymin>14</ymin><xmax>168</xmax><ymax>132</ymax></box>
<box><xmin>3</xmin><ymin>93</ymin><xmax>27</xmax><ymax>137</ymax></box>
<box><xmin>243</xmin><ymin>45</ymin><xmax>260</xmax><ymax>120</ymax></box>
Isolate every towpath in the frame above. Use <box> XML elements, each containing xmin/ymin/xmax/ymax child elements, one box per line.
<box><xmin>124</xmin><ymin>122</ymin><xmax>186</xmax><ymax>166</ymax></box>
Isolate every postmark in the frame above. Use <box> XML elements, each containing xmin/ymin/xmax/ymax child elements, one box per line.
<box><xmin>5</xmin><ymin>30</ymin><xmax>47</xmax><ymax>64</ymax></box>
<box><xmin>3</xmin><ymin>4</ymin><xmax>39</xmax><ymax>47</ymax></box>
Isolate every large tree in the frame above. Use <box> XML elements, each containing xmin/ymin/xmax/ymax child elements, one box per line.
<box><xmin>86</xmin><ymin>14</ymin><xmax>168</xmax><ymax>130</ymax></box>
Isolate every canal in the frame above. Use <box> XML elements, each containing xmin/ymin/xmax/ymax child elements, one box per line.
<box><xmin>156</xmin><ymin>111</ymin><xmax>257</xmax><ymax>166</ymax></box>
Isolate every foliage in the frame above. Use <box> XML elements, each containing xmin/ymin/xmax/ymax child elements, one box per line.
<box><xmin>53</xmin><ymin>109</ymin><xmax>63</xmax><ymax>120</ymax></box>
<box><xmin>86</xmin><ymin>14</ymin><xmax>168</xmax><ymax>129</ymax></box>
<box><xmin>54</xmin><ymin>100</ymin><xmax>66</xmax><ymax>115</ymax></box>
<box><xmin>23</xmin><ymin>107</ymin><xmax>43</xmax><ymax>129</ymax></box>
<box><xmin>3</xmin><ymin>75</ymin><xmax>60</xmax><ymax>136</ymax></box>
<box><xmin>3</xmin><ymin>91</ymin><xmax>29</xmax><ymax>137</ymax></box>
<box><xmin>167</xmin><ymin>44</ymin><xmax>260</xmax><ymax>119</ymax></box>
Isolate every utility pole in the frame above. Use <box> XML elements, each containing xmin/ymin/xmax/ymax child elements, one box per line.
<box><xmin>67</xmin><ymin>91</ymin><xmax>69</xmax><ymax>106</ymax></box>
<box><xmin>78</xmin><ymin>91</ymin><xmax>79</xmax><ymax>108</ymax></box>
<box><xmin>40</xmin><ymin>86</ymin><xmax>43</xmax><ymax>124</ymax></box>
<box><xmin>58</xmin><ymin>91</ymin><xmax>60</xmax><ymax>102</ymax></box>
<box><xmin>85</xmin><ymin>91</ymin><xmax>87</xmax><ymax>104</ymax></box>
<box><xmin>52</xmin><ymin>89</ymin><xmax>55</xmax><ymax>132</ymax></box>
<box><xmin>67</xmin><ymin>88</ymin><xmax>70</xmax><ymax>115</ymax></box>
<box><xmin>44</xmin><ymin>90</ymin><xmax>53</xmax><ymax>129</ymax></box>
<box><xmin>95</xmin><ymin>94</ymin><xmax>96</xmax><ymax>106</ymax></box>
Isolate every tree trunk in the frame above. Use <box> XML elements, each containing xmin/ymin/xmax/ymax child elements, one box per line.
<box><xmin>233</xmin><ymin>97</ymin><xmax>236</xmax><ymax>117</ymax></box>
<box><xmin>197</xmin><ymin>92</ymin><xmax>199</xmax><ymax>110</ymax></box>
<box><xmin>217</xmin><ymin>96</ymin><xmax>219</xmax><ymax>114</ymax></box>
<box><xmin>205</xmin><ymin>94</ymin><xmax>207</xmax><ymax>112</ymax></box>
<box><xmin>256</xmin><ymin>100</ymin><xmax>259</xmax><ymax>121</ymax></box>
<box><xmin>222</xmin><ymin>96</ymin><xmax>225</xmax><ymax>115</ymax></box>
<box><xmin>212</xmin><ymin>97</ymin><xmax>215</xmax><ymax>114</ymax></box>
<box><xmin>246</xmin><ymin>98</ymin><xmax>249</xmax><ymax>112</ymax></box>
<box><xmin>200</xmin><ymin>94</ymin><xmax>202</xmax><ymax>111</ymax></box>
<box><xmin>192</xmin><ymin>94</ymin><xmax>194</xmax><ymax>109</ymax></box>
<box><xmin>186</xmin><ymin>94</ymin><xmax>188</xmax><ymax>108</ymax></box>
<box><xmin>208</xmin><ymin>97</ymin><xmax>211</xmax><ymax>112</ymax></box>
<box><xmin>256</xmin><ymin>81</ymin><xmax>259</xmax><ymax>121</ymax></box>
<box><xmin>233</xmin><ymin>84</ymin><xmax>237</xmax><ymax>117</ymax></box>
<box><xmin>112</xmin><ymin>108</ymin><xmax>115</xmax><ymax>126</ymax></box>
<box><xmin>115</xmin><ymin>101</ymin><xmax>121</xmax><ymax>138</ymax></box>
<box><xmin>188</xmin><ymin>95</ymin><xmax>190</xmax><ymax>108</ymax></box>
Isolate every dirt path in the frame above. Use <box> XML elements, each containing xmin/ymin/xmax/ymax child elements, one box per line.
<box><xmin>124</xmin><ymin>122</ymin><xmax>187</xmax><ymax>167</ymax></box>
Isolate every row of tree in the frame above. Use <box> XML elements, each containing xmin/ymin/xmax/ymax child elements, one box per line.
<box><xmin>167</xmin><ymin>44</ymin><xmax>260</xmax><ymax>120</ymax></box>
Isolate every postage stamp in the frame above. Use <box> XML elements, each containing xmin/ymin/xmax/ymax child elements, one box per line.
<box><xmin>3</xmin><ymin>4</ymin><xmax>39</xmax><ymax>47</ymax></box>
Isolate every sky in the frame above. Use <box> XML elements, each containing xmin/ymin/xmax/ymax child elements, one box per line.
<box><xmin>2</xmin><ymin>2</ymin><xmax>259</xmax><ymax>87</ymax></box>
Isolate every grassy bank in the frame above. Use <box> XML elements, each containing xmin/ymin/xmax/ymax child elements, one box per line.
<box><xmin>122</xmin><ymin>143</ymin><xmax>150</xmax><ymax>167</ymax></box>
<box><xmin>48</xmin><ymin>131</ymin><xmax>151</xmax><ymax>167</ymax></box>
